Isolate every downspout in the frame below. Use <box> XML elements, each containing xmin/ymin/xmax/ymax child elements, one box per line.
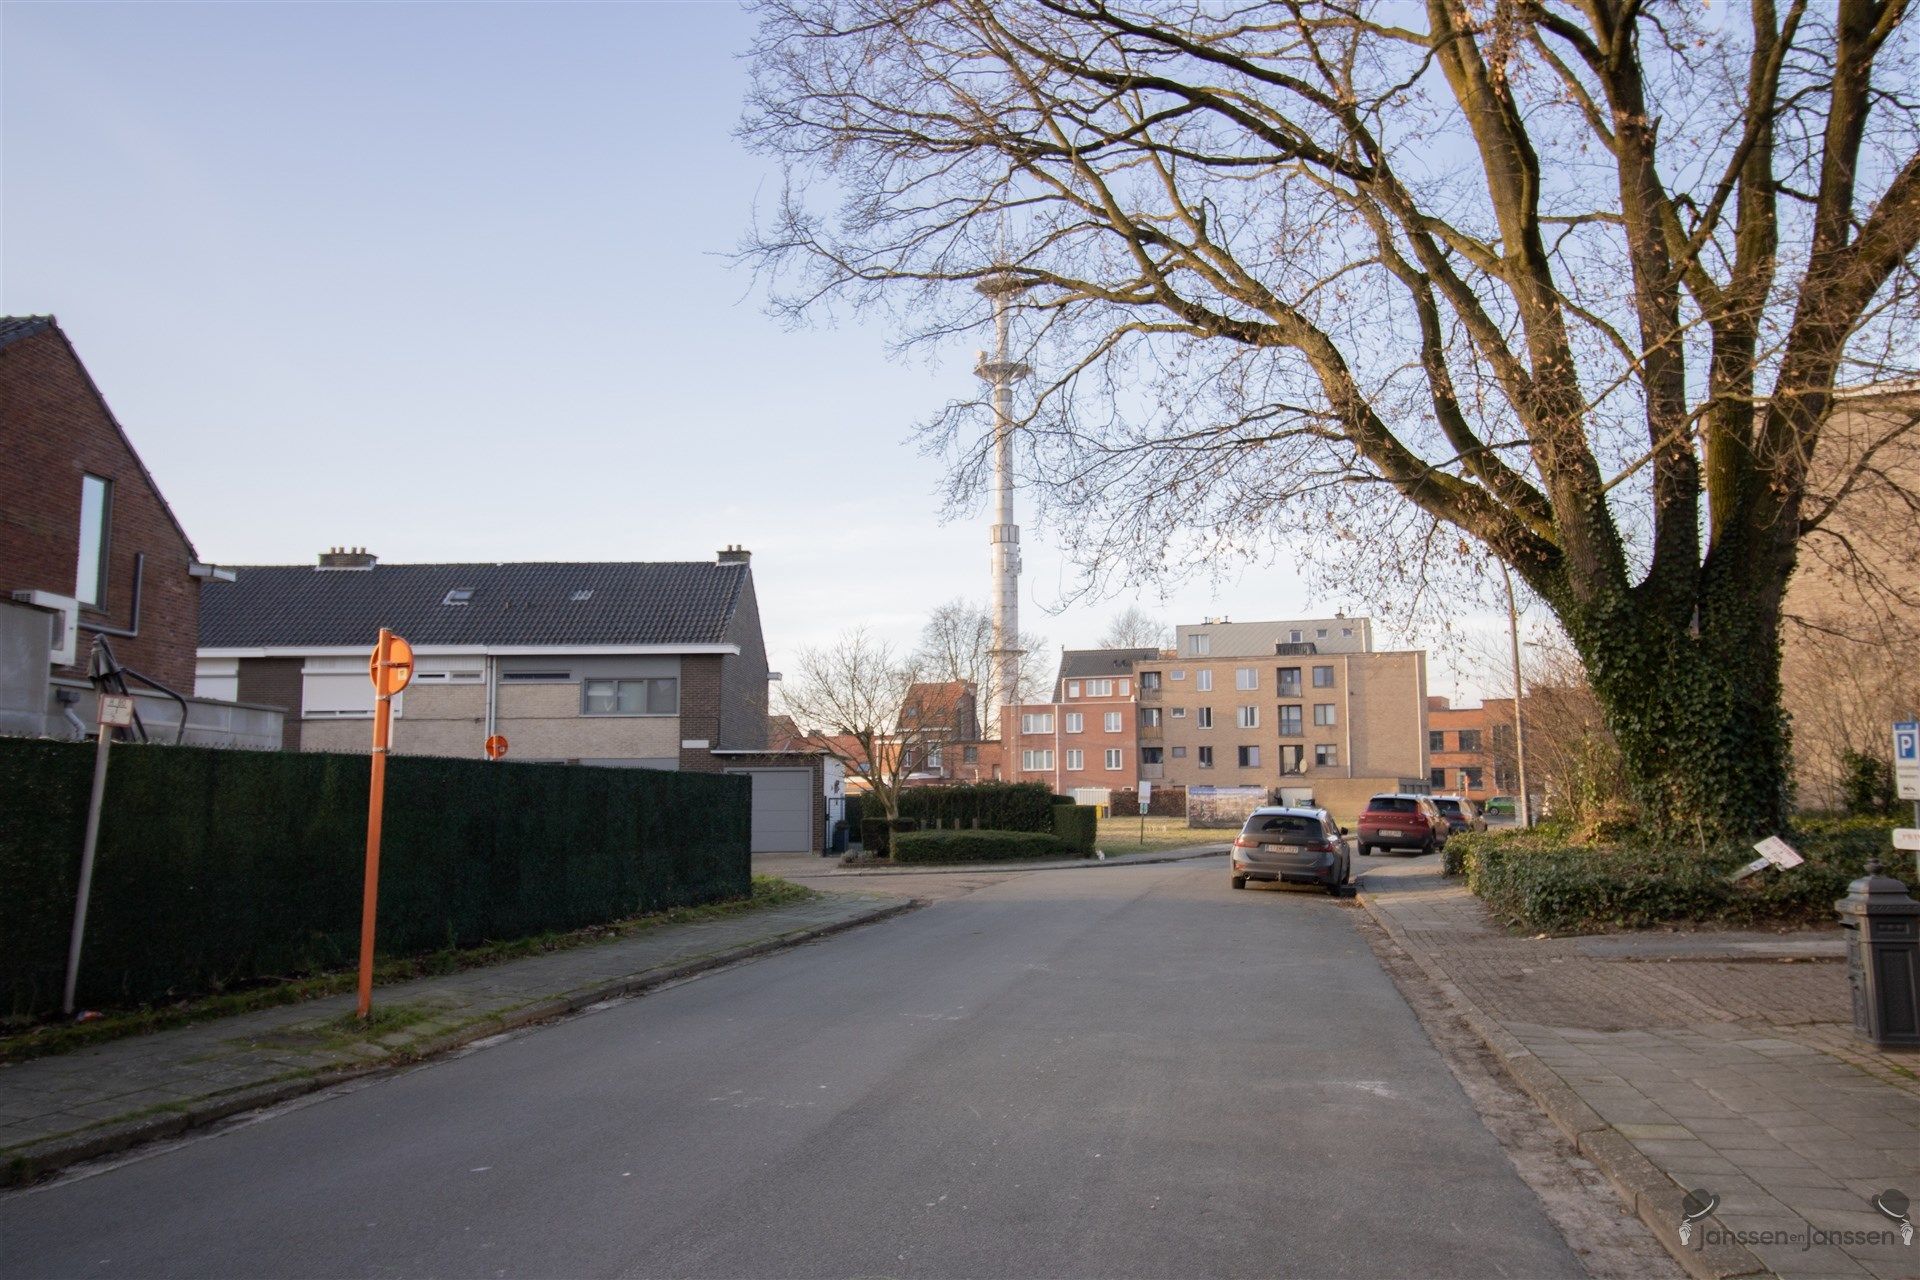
<box><xmin>1343</xmin><ymin>655</ymin><xmax>1354</xmax><ymax>779</ymax></box>
<box><xmin>484</xmin><ymin>654</ymin><xmax>498</xmax><ymax>750</ymax></box>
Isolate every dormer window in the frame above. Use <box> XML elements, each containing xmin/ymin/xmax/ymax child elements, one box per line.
<box><xmin>570</xmin><ymin>589</ymin><xmax>593</xmax><ymax>602</ymax></box>
<box><xmin>443</xmin><ymin>588</ymin><xmax>474</xmax><ymax>606</ymax></box>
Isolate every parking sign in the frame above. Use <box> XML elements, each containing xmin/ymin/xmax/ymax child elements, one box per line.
<box><xmin>1896</xmin><ymin>721</ymin><xmax>1920</xmax><ymax>801</ymax></box>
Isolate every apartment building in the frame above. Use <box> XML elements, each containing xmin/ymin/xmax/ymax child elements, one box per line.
<box><xmin>1135</xmin><ymin>642</ymin><xmax>1429</xmax><ymax>820</ymax></box>
<box><xmin>1426</xmin><ymin>695</ymin><xmax>1522</xmax><ymax>800</ymax></box>
<box><xmin>1173</xmin><ymin>616</ymin><xmax>1373</xmax><ymax>659</ymax></box>
<box><xmin>995</xmin><ymin>647</ymin><xmax>1155</xmax><ymax>791</ymax></box>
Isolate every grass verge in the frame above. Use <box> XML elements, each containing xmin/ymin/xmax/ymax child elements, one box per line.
<box><xmin>1096</xmin><ymin>814</ymin><xmax>1229</xmax><ymax>856</ymax></box>
<box><xmin>1</xmin><ymin>876</ymin><xmax>816</xmax><ymax>1064</ymax></box>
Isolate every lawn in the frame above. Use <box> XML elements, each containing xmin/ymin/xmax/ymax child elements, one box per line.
<box><xmin>1095</xmin><ymin>813</ymin><xmax>1229</xmax><ymax>856</ymax></box>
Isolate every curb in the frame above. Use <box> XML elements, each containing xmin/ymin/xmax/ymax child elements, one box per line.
<box><xmin>1354</xmin><ymin>877</ymin><xmax>1768</xmax><ymax>1280</ymax></box>
<box><xmin>819</xmin><ymin>846</ymin><xmax>1227</xmax><ymax>877</ymax></box>
<box><xmin>1</xmin><ymin>898</ymin><xmax>916</xmax><ymax>1190</ymax></box>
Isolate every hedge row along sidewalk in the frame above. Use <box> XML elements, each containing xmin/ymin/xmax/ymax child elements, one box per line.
<box><xmin>1357</xmin><ymin>855</ymin><xmax>1920</xmax><ymax>1280</ymax></box>
<box><xmin>0</xmin><ymin>886</ymin><xmax>911</xmax><ymax>1188</ymax></box>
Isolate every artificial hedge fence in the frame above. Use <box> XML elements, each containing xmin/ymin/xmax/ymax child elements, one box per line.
<box><xmin>0</xmin><ymin>738</ymin><xmax>750</xmax><ymax>1019</ymax></box>
<box><xmin>894</xmin><ymin>782</ymin><xmax>1056</xmax><ymax>833</ymax></box>
<box><xmin>891</xmin><ymin>830</ymin><xmax>1061</xmax><ymax>864</ymax></box>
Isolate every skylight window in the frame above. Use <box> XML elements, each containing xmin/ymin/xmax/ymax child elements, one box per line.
<box><xmin>570</xmin><ymin>589</ymin><xmax>592</xmax><ymax>602</ymax></box>
<box><xmin>443</xmin><ymin>588</ymin><xmax>474</xmax><ymax>606</ymax></box>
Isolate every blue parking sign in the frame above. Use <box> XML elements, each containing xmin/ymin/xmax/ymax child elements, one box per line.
<box><xmin>1896</xmin><ymin>721</ymin><xmax>1920</xmax><ymax>801</ymax></box>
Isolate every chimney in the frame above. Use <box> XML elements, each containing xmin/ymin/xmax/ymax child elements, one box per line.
<box><xmin>717</xmin><ymin>545</ymin><xmax>751</xmax><ymax>565</ymax></box>
<box><xmin>318</xmin><ymin>546</ymin><xmax>378</xmax><ymax>570</ymax></box>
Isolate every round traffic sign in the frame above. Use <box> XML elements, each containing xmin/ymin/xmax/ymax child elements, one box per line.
<box><xmin>368</xmin><ymin>633</ymin><xmax>414</xmax><ymax>696</ymax></box>
<box><xmin>484</xmin><ymin>734</ymin><xmax>509</xmax><ymax>760</ymax></box>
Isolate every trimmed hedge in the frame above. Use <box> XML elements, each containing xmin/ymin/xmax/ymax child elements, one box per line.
<box><xmin>0</xmin><ymin>739</ymin><xmax>750</xmax><ymax>1018</ymax></box>
<box><xmin>1051</xmin><ymin>804</ymin><xmax>1098</xmax><ymax>854</ymax></box>
<box><xmin>1446</xmin><ymin>816</ymin><xmax>1893</xmax><ymax>934</ymax></box>
<box><xmin>894</xmin><ymin>782</ymin><xmax>1056</xmax><ymax>833</ymax></box>
<box><xmin>892</xmin><ymin>830</ymin><xmax>1060</xmax><ymax>864</ymax></box>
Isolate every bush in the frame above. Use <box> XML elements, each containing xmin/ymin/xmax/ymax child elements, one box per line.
<box><xmin>1447</xmin><ymin>820</ymin><xmax>1892</xmax><ymax>934</ymax></box>
<box><xmin>1841</xmin><ymin>750</ymin><xmax>1899</xmax><ymax>817</ymax></box>
<box><xmin>0</xmin><ymin>739</ymin><xmax>750</xmax><ymax>1018</ymax></box>
<box><xmin>891</xmin><ymin>830</ymin><xmax>1061</xmax><ymax>864</ymax></box>
<box><xmin>894</xmin><ymin>782</ymin><xmax>1056</xmax><ymax>833</ymax></box>
<box><xmin>1051</xmin><ymin>804</ymin><xmax>1098</xmax><ymax>855</ymax></box>
<box><xmin>858</xmin><ymin>817</ymin><xmax>917</xmax><ymax>855</ymax></box>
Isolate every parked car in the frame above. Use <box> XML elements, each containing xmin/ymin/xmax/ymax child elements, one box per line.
<box><xmin>1482</xmin><ymin>795</ymin><xmax>1516</xmax><ymax>820</ymax></box>
<box><xmin>1230</xmin><ymin>806</ymin><xmax>1351</xmax><ymax>894</ymax></box>
<box><xmin>1431</xmin><ymin>795</ymin><xmax>1487</xmax><ymax>835</ymax></box>
<box><xmin>1356</xmin><ymin>793</ymin><xmax>1449</xmax><ymax>857</ymax></box>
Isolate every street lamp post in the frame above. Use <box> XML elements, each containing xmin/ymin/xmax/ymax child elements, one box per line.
<box><xmin>1500</xmin><ymin>562</ymin><xmax>1531</xmax><ymax>828</ymax></box>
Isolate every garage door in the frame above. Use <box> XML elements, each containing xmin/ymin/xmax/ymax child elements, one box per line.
<box><xmin>728</xmin><ymin>768</ymin><xmax>813</xmax><ymax>853</ymax></box>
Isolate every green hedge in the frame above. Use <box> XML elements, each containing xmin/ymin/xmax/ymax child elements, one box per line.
<box><xmin>891</xmin><ymin>830</ymin><xmax>1061</xmax><ymax>864</ymax></box>
<box><xmin>1051</xmin><ymin>804</ymin><xmax>1097</xmax><ymax>854</ymax></box>
<box><xmin>894</xmin><ymin>782</ymin><xmax>1056</xmax><ymax>833</ymax></box>
<box><xmin>1447</xmin><ymin>816</ymin><xmax>1894</xmax><ymax>934</ymax></box>
<box><xmin>858</xmin><ymin>817</ymin><xmax>917</xmax><ymax>855</ymax></box>
<box><xmin>0</xmin><ymin>739</ymin><xmax>750</xmax><ymax>1018</ymax></box>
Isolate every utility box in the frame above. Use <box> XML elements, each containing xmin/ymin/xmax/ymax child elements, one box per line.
<box><xmin>1836</xmin><ymin>862</ymin><xmax>1920</xmax><ymax>1049</ymax></box>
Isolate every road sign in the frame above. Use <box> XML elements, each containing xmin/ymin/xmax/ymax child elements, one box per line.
<box><xmin>96</xmin><ymin>695</ymin><xmax>135</xmax><ymax>728</ymax></box>
<box><xmin>1732</xmin><ymin>836</ymin><xmax>1804</xmax><ymax>882</ymax></box>
<box><xmin>1893</xmin><ymin>829</ymin><xmax>1920</xmax><ymax>852</ymax></box>
<box><xmin>1138</xmin><ymin>779</ymin><xmax>1152</xmax><ymax>815</ymax></box>
<box><xmin>369</xmin><ymin>635</ymin><xmax>414</xmax><ymax>696</ymax></box>
<box><xmin>484</xmin><ymin>734</ymin><xmax>509</xmax><ymax>760</ymax></box>
<box><xmin>1895</xmin><ymin>721</ymin><xmax>1920</xmax><ymax>801</ymax></box>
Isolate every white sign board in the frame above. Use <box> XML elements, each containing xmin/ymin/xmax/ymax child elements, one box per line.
<box><xmin>97</xmin><ymin>695</ymin><xmax>136</xmax><ymax>729</ymax></box>
<box><xmin>1138</xmin><ymin>780</ymin><xmax>1152</xmax><ymax>815</ymax></box>
<box><xmin>1895</xmin><ymin>721</ymin><xmax>1920</xmax><ymax>801</ymax></box>
<box><xmin>1893</xmin><ymin>829</ymin><xmax>1920</xmax><ymax>852</ymax></box>
<box><xmin>1753</xmin><ymin>836</ymin><xmax>1804</xmax><ymax>869</ymax></box>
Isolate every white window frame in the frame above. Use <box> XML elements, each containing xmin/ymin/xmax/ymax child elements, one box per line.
<box><xmin>1197</xmin><ymin>746</ymin><xmax>1214</xmax><ymax>768</ymax></box>
<box><xmin>1315</xmin><ymin>743</ymin><xmax>1338</xmax><ymax>767</ymax></box>
<box><xmin>1066</xmin><ymin>680</ymin><xmax>1081</xmax><ymax>699</ymax></box>
<box><xmin>1196</xmin><ymin>669</ymin><xmax>1213</xmax><ymax>692</ymax></box>
<box><xmin>1065</xmin><ymin>748</ymin><xmax>1084</xmax><ymax>771</ymax></box>
<box><xmin>1235</xmin><ymin>667</ymin><xmax>1258</xmax><ymax>690</ymax></box>
<box><xmin>1104</xmin><ymin>748</ymin><xmax>1123</xmax><ymax>770</ymax></box>
<box><xmin>303</xmin><ymin>656</ymin><xmax>400</xmax><ymax>719</ymax></box>
<box><xmin>1021</xmin><ymin>748</ymin><xmax>1054</xmax><ymax>771</ymax></box>
<box><xmin>1314</xmin><ymin>703</ymin><xmax>1337</xmax><ymax>726</ymax></box>
<box><xmin>1065</xmin><ymin>712</ymin><xmax>1084</xmax><ymax>733</ymax></box>
<box><xmin>1238</xmin><ymin>745</ymin><xmax>1262</xmax><ymax>767</ymax></box>
<box><xmin>1236</xmin><ymin>705</ymin><xmax>1259</xmax><ymax>729</ymax></box>
<box><xmin>1170</xmin><ymin>707</ymin><xmax>1186</xmax><ymax>719</ymax></box>
<box><xmin>1020</xmin><ymin>712</ymin><xmax>1055</xmax><ymax>734</ymax></box>
<box><xmin>1197</xmin><ymin>707</ymin><xmax>1214</xmax><ymax>728</ymax></box>
<box><xmin>1170</xmin><ymin>668</ymin><xmax>1187</xmax><ymax>681</ymax></box>
<box><xmin>1086</xmin><ymin>678</ymin><xmax>1114</xmax><ymax>697</ymax></box>
<box><xmin>1117</xmin><ymin>679</ymin><xmax>1129</xmax><ymax>696</ymax></box>
<box><xmin>1139</xmin><ymin>707</ymin><xmax>1161</xmax><ymax>728</ymax></box>
<box><xmin>1104</xmin><ymin>711</ymin><xmax>1122</xmax><ymax>733</ymax></box>
<box><xmin>1188</xmin><ymin>634</ymin><xmax>1211</xmax><ymax>655</ymax></box>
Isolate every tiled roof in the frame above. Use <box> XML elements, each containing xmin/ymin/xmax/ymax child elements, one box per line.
<box><xmin>200</xmin><ymin>560</ymin><xmax>750</xmax><ymax>649</ymax></box>
<box><xmin>0</xmin><ymin>316</ymin><xmax>54</xmax><ymax>349</ymax></box>
<box><xmin>1057</xmin><ymin>647</ymin><xmax>1160</xmax><ymax>683</ymax></box>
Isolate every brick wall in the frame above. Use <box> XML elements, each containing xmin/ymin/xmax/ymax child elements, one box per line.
<box><xmin>678</xmin><ymin>654</ymin><xmax>725</xmax><ymax>772</ymax></box>
<box><xmin>717</xmin><ymin>571</ymin><xmax>770</xmax><ymax>751</ymax></box>
<box><xmin>0</xmin><ymin>325</ymin><xmax>201</xmax><ymax>692</ymax></box>
<box><xmin>236</xmin><ymin>658</ymin><xmax>301</xmax><ymax>750</ymax></box>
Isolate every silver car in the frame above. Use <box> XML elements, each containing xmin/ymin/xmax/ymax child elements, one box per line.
<box><xmin>1230</xmin><ymin>806</ymin><xmax>1351</xmax><ymax>894</ymax></box>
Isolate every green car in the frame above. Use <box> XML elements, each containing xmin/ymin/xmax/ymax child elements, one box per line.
<box><xmin>1483</xmin><ymin>795</ymin><xmax>1517</xmax><ymax>819</ymax></box>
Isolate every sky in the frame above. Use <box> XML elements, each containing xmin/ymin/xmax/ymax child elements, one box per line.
<box><xmin>1</xmin><ymin>0</ymin><xmax>1514</xmax><ymax>702</ymax></box>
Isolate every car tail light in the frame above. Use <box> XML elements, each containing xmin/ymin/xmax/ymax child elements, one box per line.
<box><xmin>1232</xmin><ymin>837</ymin><xmax>1257</xmax><ymax>850</ymax></box>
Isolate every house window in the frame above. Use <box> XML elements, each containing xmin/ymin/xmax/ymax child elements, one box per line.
<box><xmin>1170</xmin><ymin>668</ymin><xmax>1186</xmax><ymax>681</ymax></box>
<box><xmin>1105</xmin><ymin>748</ymin><xmax>1123</xmax><ymax>770</ymax></box>
<box><xmin>442</xmin><ymin>588</ymin><xmax>474</xmax><ymax>606</ymax></box>
<box><xmin>1314</xmin><ymin>703</ymin><xmax>1337</xmax><ymax>726</ymax></box>
<box><xmin>1429</xmin><ymin>729</ymin><xmax>1446</xmax><ymax>752</ymax></box>
<box><xmin>1021</xmin><ymin>713</ymin><xmax>1054</xmax><ymax>734</ymax></box>
<box><xmin>1197</xmin><ymin>707</ymin><xmax>1214</xmax><ymax>728</ymax></box>
<box><xmin>1289</xmin><ymin>629</ymin><xmax>1303</xmax><ymax>643</ymax></box>
<box><xmin>963</xmin><ymin>745</ymin><xmax>978</xmax><ymax>763</ymax></box>
<box><xmin>925</xmin><ymin>746</ymin><xmax>943</xmax><ymax>771</ymax></box>
<box><xmin>412</xmin><ymin>664</ymin><xmax>483</xmax><ymax>684</ymax></box>
<box><xmin>1430</xmin><ymin>767</ymin><xmax>1447</xmax><ymax>787</ymax></box>
<box><xmin>75</xmin><ymin>474</ymin><xmax>111</xmax><ymax>608</ymax></box>
<box><xmin>1117</xmin><ymin>679</ymin><xmax>1129</xmax><ymax>696</ymax></box>
<box><xmin>583</xmin><ymin>677</ymin><xmax>677</xmax><ymax>715</ymax></box>
<box><xmin>1462</xmin><ymin>766</ymin><xmax>1484</xmax><ymax>790</ymax></box>
<box><xmin>1140</xmin><ymin>707</ymin><xmax>1162</xmax><ymax>729</ymax></box>
<box><xmin>1140</xmin><ymin>671</ymin><xmax>1162</xmax><ymax>692</ymax></box>
<box><xmin>1277</xmin><ymin>667</ymin><xmax>1302</xmax><ymax>697</ymax></box>
<box><xmin>1278</xmin><ymin>705</ymin><xmax>1303</xmax><ymax>736</ymax></box>
<box><xmin>1458</xmin><ymin>729</ymin><xmax>1483</xmax><ymax>752</ymax></box>
<box><xmin>502</xmin><ymin>670</ymin><xmax>571</xmax><ymax>683</ymax></box>
<box><xmin>1141</xmin><ymin>746</ymin><xmax>1163</xmax><ymax>764</ymax></box>
<box><xmin>1171</xmin><ymin>707</ymin><xmax>1186</xmax><ymax>719</ymax></box>
<box><xmin>1066</xmin><ymin>748</ymin><xmax>1084</xmax><ymax>771</ymax></box>
<box><xmin>1067</xmin><ymin>680</ymin><xmax>1081</xmax><ymax>699</ymax></box>
<box><xmin>1235</xmin><ymin>667</ymin><xmax>1258</xmax><ymax>690</ymax></box>
<box><xmin>1313</xmin><ymin>665</ymin><xmax>1335</xmax><ymax>688</ymax></box>
<box><xmin>1315</xmin><ymin>744</ymin><xmax>1338</xmax><ymax>767</ymax></box>
<box><xmin>1104</xmin><ymin>711</ymin><xmax>1122</xmax><ymax>732</ymax></box>
<box><xmin>1196</xmin><ymin>670</ymin><xmax>1213</xmax><ymax>692</ymax></box>
<box><xmin>303</xmin><ymin>656</ymin><xmax>395</xmax><ymax>719</ymax></box>
<box><xmin>1021</xmin><ymin>749</ymin><xmax>1054</xmax><ymax>771</ymax></box>
<box><xmin>1316</xmin><ymin>628</ymin><xmax>1327</xmax><ymax>638</ymax></box>
<box><xmin>1171</xmin><ymin>746</ymin><xmax>1187</xmax><ymax>759</ymax></box>
<box><xmin>1237</xmin><ymin>745</ymin><xmax>1261</xmax><ymax>768</ymax></box>
<box><xmin>1197</xmin><ymin>746</ymin><xmax>1214</xmax><ymax>768</ymax></box>
<box><xmin>1066</xmin><ymin>712</ymin><xmax>1085</xmax><ymax>733</ymax></box>
<box><xmin>1188</xmin><ymin>634</ymin><xmax>1211</xmax><ymax>656</ymax></box>
<box><xmin>1086</xmin><ymin>678</ymin><xmax>1114</xmax><ymax>697</ymax></box>
<box><xmin>1279</xmin><ymin>744</ymin><xmax>1305</xmax><ymax>774</ymax></box>
<box><xmin>1236</xmin><ymin>705</ymin><xmax>1259</xmax><ymax>729</ymax></box>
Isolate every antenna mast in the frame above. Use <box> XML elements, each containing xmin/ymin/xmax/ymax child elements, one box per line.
<box><xmin>975</xmin><ymin>273</ymin><xmax>1030</xmax><ymax>744</ymax></box>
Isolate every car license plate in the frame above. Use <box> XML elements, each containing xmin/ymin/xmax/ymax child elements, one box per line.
<box><xmin>1380</xmin><ymin>829</ymin><xmax>1402</xmax><ymax>837</ymax></box>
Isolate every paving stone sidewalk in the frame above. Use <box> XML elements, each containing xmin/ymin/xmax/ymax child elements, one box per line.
<box><xmin>1358</xmin><ymin>854</ymin><xmax>1920</xmax><ymax>1280</ymax></box>
<box><xmin>0</xmin><ymin>890</ymin><xmax>910</xmax><ymax>1186</ymax></box>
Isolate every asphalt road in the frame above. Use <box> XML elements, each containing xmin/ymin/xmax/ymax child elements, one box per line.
<box><xmin>3</xmin><ymin>859</ymin><xmax>1582</xmax><ymax>1278</ymax></box>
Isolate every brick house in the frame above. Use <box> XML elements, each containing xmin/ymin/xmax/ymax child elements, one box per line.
<box><xmin>199</xmin><ymin>546</ymin><xmax>823</xmax><ymax>851</ymax></box>
<box><xmin>0</xmin><ymin>316</ymin><xmax>279</xmax><ymax>746</ymax></box>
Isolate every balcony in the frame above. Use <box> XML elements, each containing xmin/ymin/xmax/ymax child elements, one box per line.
<box><xmin>1139</xmin><ymin>763</ymin><xmax>1165</xmax><ymax>781</ymax></box>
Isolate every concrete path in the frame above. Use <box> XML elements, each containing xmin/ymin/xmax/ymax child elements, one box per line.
<box><xmin>1358</xmin><ymin>853</ymin><xmax>1920</xmax><ymax>1280</ymax></box>
<box><xmin>3</xmin><ymin>860</ymin><xmax>1585</xmax><ymax>1278</ymax></box>
<box><xmin>0</xmin><ymin>891</ymin><xmax>909</xmax><ymax>1185</ymax></box>
<box><xmin>754</xmin><ymin>841</ymin><xmax>1227</xmax><ymax>879</ymax></box>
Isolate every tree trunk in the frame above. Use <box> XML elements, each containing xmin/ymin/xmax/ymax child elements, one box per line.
<box><xmin>1563</xmin><ymin>572</ymin><xmax>1792</xmax><ymax>839</ymax></box>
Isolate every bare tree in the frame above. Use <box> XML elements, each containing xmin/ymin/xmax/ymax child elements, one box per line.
<box><xmin>743</xmin><ymin>1</ymin><xmax>1920</xmax><ymax>837</ymax></box>
<box><xmin>776</xmin><ymin>628</ymin><xmax>938</xmax><ymax>820</ymax></box>
<box><xmin>913</xmin><ymin>597</ymin><xmax>1052</xmax><ymax>730</ymax></box>
<box><xmin>1097</xmin><ymin>605</ymin><xmax>1172</xmax><ymax>651</ymax></box>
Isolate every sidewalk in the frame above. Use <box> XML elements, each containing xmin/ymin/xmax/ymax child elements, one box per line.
<box><xmin>0</xmin><ymin>889</ymin><xmax>911</xmax><ymax>1187</ymax></box>
<box><xmin>757</xmin><ymin>842</ymin><xmax>1227</xmax><ymax>878</ymax></box>
<box><xmin>1358</xmin><ymin>854</ymin><xmax>1920</xmax><ymax>1280</ymax></box>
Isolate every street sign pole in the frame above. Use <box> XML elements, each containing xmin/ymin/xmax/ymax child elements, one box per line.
<box><xmin>358</xmin><ymin>629</ymin><xmax>413</xmax><ymax>1021</ymax></box>
<box><xmin>63</xmin><ymin>691</ymin><xmax>137</xmax><ymax>1017</ymax></box>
